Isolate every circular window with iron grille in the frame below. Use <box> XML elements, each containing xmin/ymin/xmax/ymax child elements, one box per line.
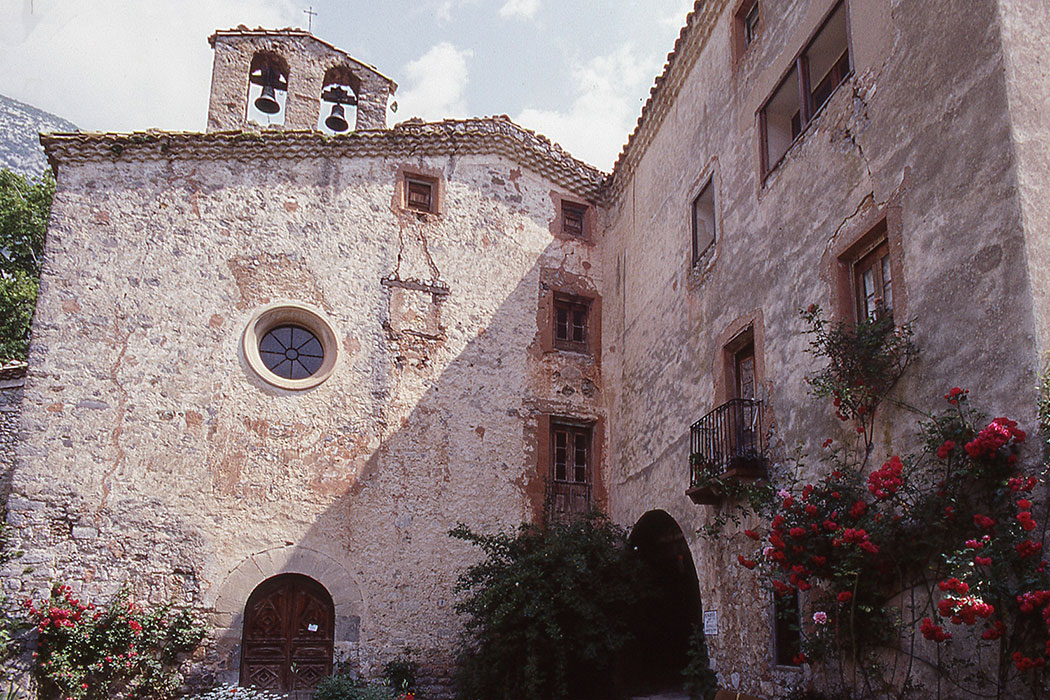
<box><xmin>243</xmin><ymin>303</ymin><xmax>338</xmax><ymax>390</ymax></box>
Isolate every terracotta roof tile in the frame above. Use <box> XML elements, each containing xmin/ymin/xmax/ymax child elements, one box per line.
<box><xmin>609</xmin><ymin>0</ymin><xmax>728</xmax><ymax>196</ymax></box>
<box><xmin>40</xmin><ymin>117</ymin><xmax>608</xmax><ymax>201</ymax></box>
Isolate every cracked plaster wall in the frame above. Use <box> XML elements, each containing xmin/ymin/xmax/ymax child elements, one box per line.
<box><xmin>600</xmin><ymin>0</ymin><xmax>1042</xmax><ymax>697</ymax></box>
<box><xmin>5</xmin><ymin>150</ymin><xmax>603</xmax><ymax>689</ymax></box>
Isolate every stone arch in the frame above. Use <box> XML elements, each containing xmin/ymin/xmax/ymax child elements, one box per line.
<box><xmin>211</xmin><ymin>545</ymin><xmax>365</xmax><ymax>685</ymax></box>
<box><xmin>247</xmin><ymin>50</ymin><xmax>290</xmax><ymax>125</ymax></box>
<box><xmin>319</xmin><ymin>64</ymin><xmax>361</xmax><ymax>132</ymax></box>
<box><xmin>627</xmin><ymin>509</ymin><xmax>703</xmax><ymax>692</ymax></box>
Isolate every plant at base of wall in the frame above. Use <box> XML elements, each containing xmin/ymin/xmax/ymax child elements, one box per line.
<box><xmin>724</xmin><ymin>307</ymin><xmax>1050</xmax><ymax>698</ymax></box>
<box><xmin>26</xmin><ymin>584</ymin><xmax>207</xmax><ymax>700</ymax></box>
<box><xmin>449</xmin><ymin>512</ymin><xmax>652</xmax><ymax>700</ymax></box>
<box><xmin>681</xmin><ymin>625</ymin><xmax>718</xmax><ymax>700</ymax></box>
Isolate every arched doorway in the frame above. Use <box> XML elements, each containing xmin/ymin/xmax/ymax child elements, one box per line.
<box><xmin>628</xmin><ymin>510</ymin><xmax>703</xmax><ymax>693</ymax></box>
<box><xmin>240</xmin><ymin>574</ymin><xmax>335</xmax><ymax>695</ymax></box>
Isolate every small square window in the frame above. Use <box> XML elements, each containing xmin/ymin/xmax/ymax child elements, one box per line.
<box><xmin>406</xmin><ymin>177</ymin><xmax>435</xmax><ymax>213</ymax></box>
<box><xmin>691</xmin><ymin>180</ymin><xmax>716</xmax><ymax>264</ymax></box>
<box><xmin>562</xmin><ymin>202</ymin><xmax>587</xmax><ymax>238</ymax></box>
<box><xmin>553</xmin><ymin>294</ymin><xmax>590</xmax><ymax>352</ymax></box>
<box><xmin>854</xmin><ymin>239</ymin><xmax>893</xmax><ymax>321</ymax></box>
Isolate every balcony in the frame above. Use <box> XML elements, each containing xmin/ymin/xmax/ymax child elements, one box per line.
<box><xmin>687</xmin><ymin>398</ymin><xmax>769</xmax><ymax>505</ymax></box>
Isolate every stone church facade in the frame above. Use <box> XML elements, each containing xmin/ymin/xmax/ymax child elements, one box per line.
<box><xmin>5</xmin><ymin>1</ymin><xmax>1050</xmax><ymax>698</ymax></box>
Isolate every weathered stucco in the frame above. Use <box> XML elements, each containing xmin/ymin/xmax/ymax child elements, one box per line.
<box><xmin>6</xmin><ymin>1</ymin><xmax>1050</xmax><ymax>697</ymax></box>
<box><xmin>602</xmin><ymin>0</ymin><xmax>1045</xmax><ymax>696</ymax></box>
<box><xmin>6</xmin><ymin>139</ymin><xmax>604</xmax><ymax>688</ymax></box>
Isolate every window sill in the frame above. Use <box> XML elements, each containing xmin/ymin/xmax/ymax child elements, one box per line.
<box><xmin>551</xmin><ymin>345</ymin><xmax>593</xmax><ymax>357</ymax></box>
<box><xmin>761</xmin><ymin>73</ymin><xmax>854</xmax><ymax>185</ymax></box>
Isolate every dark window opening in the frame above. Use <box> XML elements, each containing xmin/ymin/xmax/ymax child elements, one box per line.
<box><xmin>691</xmin><ymin>180</ymin><xmax>716</xmax><ymax>264</ymax></box>
<box><xmin>743</xmin><ymin>1</ymin><xmax>760</xmax><ymax>47</ymax></box>
<box><xmin>551</xmin><ymin>421</ymin><xmax>592</xmax><ymax>519</ymax></box>
<box><xmin>553</xmin><ymin>294</ymin><xmax>590</xmax><ymax>352</ymax></box>
<box><xmin>406</xmin><ymin>178</ymin><xmax>435</xmax><ymax>213</ymax></box>
<box><xmin>774</xmin><ymin>590</ymin><xmax>801</xmax><ymax>666</ymax></box>
<box><xmin>854</xmin><ymin>239</ymin><xmax>893</xmax><ymax>321</ymax></box>
<box><xmin>562</xmin><ymin>202</ymin><xmax>587</xmax><ymax>238</ymax></box>
<box><xmin>760</xmin><ymin>1</ymin><xmax>851</xmax><ymax>176</ymax></box>
<box><xmin>259</xmin><ymin>325</ymin><xmax>324</xmax><ymax>380</ymax></box>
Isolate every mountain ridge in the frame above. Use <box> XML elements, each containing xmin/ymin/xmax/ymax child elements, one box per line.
<box><xmin>0</xmin><ymin>93</ymin><xmax>78</xmax><ymax>177</ymax></box>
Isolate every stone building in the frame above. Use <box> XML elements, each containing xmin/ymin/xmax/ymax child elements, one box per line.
<box><xmin>5</xmin><ymin>1</ymin><xmax>1050</xmax><ymax>698</ymax></box>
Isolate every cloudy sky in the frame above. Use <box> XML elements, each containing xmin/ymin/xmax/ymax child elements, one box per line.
<box><xmin>0</xmin><ymin>0</ymin><xmax>696</xmax><ymax>170</ymax></box>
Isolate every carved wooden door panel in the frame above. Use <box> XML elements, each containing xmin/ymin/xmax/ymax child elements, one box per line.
<box><xmin>241</xmin><ymin>575</ymin><xmax>334</xmax><ymax>696</ymax></box>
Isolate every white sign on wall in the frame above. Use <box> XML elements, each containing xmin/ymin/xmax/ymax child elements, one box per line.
<box><xmin>703</xmin><ymin>610</ymin><xmax>718</xmax><ymax>635</ymax></box>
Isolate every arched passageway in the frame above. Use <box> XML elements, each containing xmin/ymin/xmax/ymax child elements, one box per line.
<box><xmin>240</xmin><ymin>574</ymin><xmax>335</xmax><ymax>696</ymax></box>
<box><xmin>628</xmin><ymin>510</ymin><xmax>703</xmax><ymax>693</ymax></box>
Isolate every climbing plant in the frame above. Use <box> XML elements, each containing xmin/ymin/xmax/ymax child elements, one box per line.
<box><xmin>26</xmin><ymin>584</ymin><xmax>206</xmax><ymax>700</ymax></box>
<box><xmin>726</xmin><ymin>305</ymin><xmax>1049</xmax><ymax>698</ymax></box>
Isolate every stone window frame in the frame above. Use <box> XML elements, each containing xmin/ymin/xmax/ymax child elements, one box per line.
<box><xmin>539</xmin><ymin>282</ymin><xmax>602</xmax><ymax>358</ymax></box>
<box><xmin>530</xmin><ymin>413</ymin><xmax>607</xmax><ymax>523</ymax></box>
<box><xmin>243</xmin><ymin>301</ymin><xmax>340</xmax><ymax>391</ymax></box>
<box><xmin>552</xmin><ymin>293</ymin><xmax>592</xmax><ymax>353</ymax></box>
<box><xmin>690</xmin><ymin>175</ymin><xmax>718</xmax><ymax>268</ymax></box>
<box><xmin>732</xmin><ymin>0</ymin><xmax>762</xmax><ymax>66</ymax></box>
<box><xmin>757</xmin><ymin>0</ymin><xmax>854</xmax><ymax>180</ymax></box>
<box><xmin>712</xmin><ymin>311</ymin><xmax>766</xmax><ymax>405</ymax></box>
<box><xmin>394</xmin><ymin>165</ymin><xmax>445</xmax><ymax>218</ymax></box>
<box><xmin>824</xmin><ymin>202</ymin><xmax>907</xmax><ymax>326</ymax></box>
<box><xmin>550</xmin><ymin>191</ymin><xmax>598</xmax><ymax>245</ymax></box>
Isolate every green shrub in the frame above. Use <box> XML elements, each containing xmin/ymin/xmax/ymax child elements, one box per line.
<box><xmin>0</xmin><ymin>168</ymin><xmax>53</xmax><ymax>363</ymax></box>
<box><xmin>681</xmin><ymin>626</ymin><xmax>718</xmax><ymax>700</ymax></box>
<box><xmin>450</xmin><ymin>512</ymin><xmax>650</xmax><ymax>700</ymax></box>
<box><xmin>382</xmin><ymin>657</ymin><xmax>417</xmax><ymax>693</ymax></box>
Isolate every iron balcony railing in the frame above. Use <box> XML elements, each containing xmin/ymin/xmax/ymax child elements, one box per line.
<box><xmin>689</xmin><ymin>398</ymin><xmax>769</xmax><ymax>487</ymax></box>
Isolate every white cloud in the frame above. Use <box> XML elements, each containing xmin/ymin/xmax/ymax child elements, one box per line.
<box><xmin>0</xmin><ymin>0</ymin><xmax>299</xmax><ymax>132</ymax></box>
<box><xmin>659</xmin><ymin>0</ymin><xmax>698</xmax><ymax>30</ymax></box>
<box><xmin>499</xmin><ymin>0</ymin><xmax>541</xmax><ymax>20</ymax></box>
<box><xmin>515</xmin><ymin>44</ymin><xmax>660</xmax><ymax>171</ymax></box>
<box><xmin>395</xmin><ymin>43</ymin><xmax>474</xmax><ymax>121</ymax></box>
<box><xmin>432</xmin><ymin>0</ymin><xmax>480</xmax><ymax>22</ymax></box>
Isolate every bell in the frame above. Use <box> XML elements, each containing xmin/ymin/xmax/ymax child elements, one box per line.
<box><xmin>255</xmin><ymin>84</ymin><xmax>280</xmax><ymax>115</ymax></box>
<box><xmin>325</xmin><ymin>103</ymin><xmax>349</xmax><ymax>132</ymax></box>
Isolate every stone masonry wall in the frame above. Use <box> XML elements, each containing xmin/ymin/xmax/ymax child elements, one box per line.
<box><xmin>601</xmin><ymin>0</ymin><xmax>1041</xmax><ymax>697</ymax></box>
<box><xmin>7</xmin><ymin>147</ymin><xmax>603</xmax><ymax>689</ymax></box>
<box><xmin>207</xmin><ymin>31</ymin><xmax>395</xmax><ymax>133</ymax></box>
<box><xmin>0</xmin><ymin>364</ymin><xmax>26</xmax><ymax>497</ymax></box>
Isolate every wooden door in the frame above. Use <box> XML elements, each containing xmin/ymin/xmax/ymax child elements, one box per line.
<box><xmin>240</xmin><ymin>574</ymin><xmax>334</xmax><ymax>696</ymax></box>
<box><xmin>732</xmin><ymin>344</ymin><xmax>758</xmax><ymax>463</ymax></box>
<box><xmin>735</xmin><ymin>344</ymin><xmax>755</xmax><ymax>401</ymax></box>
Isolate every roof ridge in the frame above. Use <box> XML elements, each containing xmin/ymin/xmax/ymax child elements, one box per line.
<box><xmin>609</xmin><ymin>0</ymin><xmax>729</xmax><ymax>196</ymax></box>
<box><xmin>40</xmin><ymin>117</ymin><xmax>608</xmax><ymax>201</ymax></box>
